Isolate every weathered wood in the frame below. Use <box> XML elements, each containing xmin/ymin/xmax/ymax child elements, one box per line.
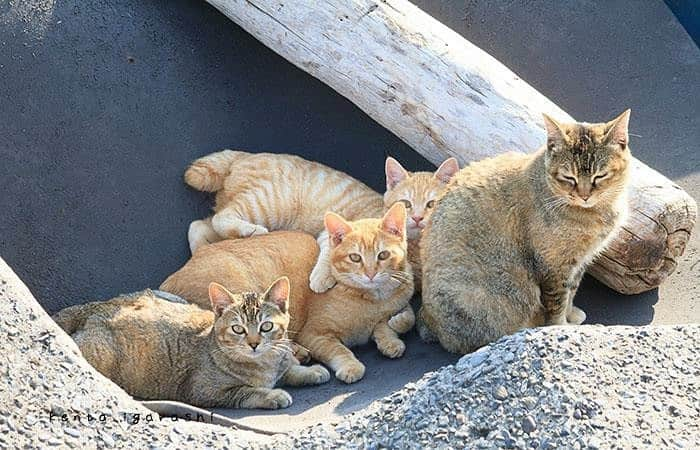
<box><xmin>205</xmin><ymin>0</ymin><xmax>697</xmax><ymax>294</ymax></box>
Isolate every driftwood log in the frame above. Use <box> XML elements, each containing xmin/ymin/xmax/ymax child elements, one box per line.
<box><xmin>205</xmin><ymin>0</ymin><xmax>697</xmax><ymax>294</ymax></box>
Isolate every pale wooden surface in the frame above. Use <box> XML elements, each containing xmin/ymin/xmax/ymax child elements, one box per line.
<box><xmin>205</xmin><ymin>0</ymin><xmax>697</xmax><ymax>294</ymax></box>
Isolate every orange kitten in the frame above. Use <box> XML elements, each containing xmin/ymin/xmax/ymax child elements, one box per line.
<box><xmin>162</xmin><ymin>204</ymin><xmax>415</xmax><ymax>384</ymax></box>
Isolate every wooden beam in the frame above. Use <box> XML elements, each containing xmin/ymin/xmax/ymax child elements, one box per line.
<box><xmin>205</xmin><ymin>0</ymin><xmax>697</xmax><ymax>294</ymax></box>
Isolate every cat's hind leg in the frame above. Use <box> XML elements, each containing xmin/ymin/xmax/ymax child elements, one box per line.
<box><xmin>309</xmin><ymin>230</ymin><xmax>337</xmax><ymax>293</ymax></box>
<box><xmin>187</xmin><ymin>217</ymin><xmax>221</xmax><ymax>254</ymax></box>
<box><xmin>281</xmin><ymin>364</ymin><xmax>330</xmax><ymax>386</ymax></box>
<box><xmin>211</xmin><ymin>207</ymin><xmax>269</xmax><ymax>239</ymax></box>
<box><xmin>373</xmin><ymin>322</ymin><xmax>406</xmax><ymax>358</ymax></box>
<box><xmin>416</xmin><ymin>306</ymin><xmax>438</xmax><ymax>343</ymax></box>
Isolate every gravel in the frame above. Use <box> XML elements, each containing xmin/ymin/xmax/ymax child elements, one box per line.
<box><xmin>1</xmin><ymin>257</ymin><xmax>699</xmax><ymax>449</ymax></box>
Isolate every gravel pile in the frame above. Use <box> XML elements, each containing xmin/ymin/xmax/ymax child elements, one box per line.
<box><xmin>285</xmin><ymin>325</ymin><xmax>699</xmax><ymax>449</ymax></box>
<box><xmin>1</xmin><ymin>257</ymin><xmax>698</xmax><ymax>449</ymax></box>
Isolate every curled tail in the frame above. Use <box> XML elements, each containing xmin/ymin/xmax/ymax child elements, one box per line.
<box><xmin>52</xmin><ymin>303</ymin><xmax>100</xmax><ymax>335</ymax></box>
<box><xmin>184</xmin><ymin>150</ymin><xmax>249</xmax><ymax>192</ymax></box>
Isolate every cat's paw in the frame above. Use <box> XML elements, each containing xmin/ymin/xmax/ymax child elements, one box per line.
<box><xmin>567</xmin><ymin>306</ymin><xmax>586</xmax><ymax>325</ymax></box>
<box><xmin>292</xmin><ymin>344</ymin><xmax>312</xmax><ymax>364</ymax></box>
<box><xmin>307</xmin><ymin>364</ymin><xmax>331</xmax><ymax>385</ymax></box>
<box><xmin>388</xmin><ymin>309</ymin><xmax>415</xmax><ymax>334</ymax></box>
<box><xmin>309</xmin><ymin>266</ymin><xmax>335</xmax><ymax>293</ymax></box>
<box><xmin>377</xmin><ymin>338</ymin><xmax>406</xmax><ymax>359</ymax></box>
<box><xmin>261</xmin><ymin>389</ymin><xmax>293</xmax><ymax>409</ymax></box>
<box><xmin>245</xmin><ymin>224</ymin><xmax>269</xmax><ymax>237</ymax></box>
<box><xmin>334</xmin><ymin>361</ymin><xmax>366</xmax><ymax>384</ymax></box>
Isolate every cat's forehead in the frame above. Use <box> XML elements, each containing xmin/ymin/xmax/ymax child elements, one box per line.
<box><xmin>391</xmin><ymin>172</ymin><xmax>440</xmax><ymax>198</ymax></box>
<box><xmin>557</xmin><ymin>123</ymin><xmax>615</xmax><ymax>171</ymax></box>
<box><xmin>343</xmin><ymin>219</ymin><xmax>399</xmax><ymax>250</ymax></box>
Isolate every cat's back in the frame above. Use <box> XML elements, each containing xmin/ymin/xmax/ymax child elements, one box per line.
<box><xmin>161</xmin><ymin>231</ymin><xmax>319</xmax><ymax>310</ymax></box>
<box><xmin>216</xmin><ymin>152</ymin><xmax>384</xmax><ymax>233</ymax></box>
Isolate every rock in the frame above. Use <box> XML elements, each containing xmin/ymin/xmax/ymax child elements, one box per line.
<box><xmin>521</xmin><ymin>416</ymin><xmax>537</xmax><ymax>434</ymax></box>
<box><xmin>493</xmin><ymin>386</ymin><xmax>509</xmax><ymax>401</ymax></box>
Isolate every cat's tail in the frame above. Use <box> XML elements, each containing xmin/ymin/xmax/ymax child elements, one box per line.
<box><xmin>52</xmin><ymin>303</ymin><xmax>99</xmax><ymax>335</ymax></box>
<box><xmin>184</xmin><ymin>149</ymin><xmax>248</xmax><ymax>192</ymax></box>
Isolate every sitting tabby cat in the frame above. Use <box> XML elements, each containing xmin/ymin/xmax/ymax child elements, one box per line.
<box><xmin>162</xmin><ymin>203</ymin><xmax>415</xmax><ymax>384</ymax></box>
<box><xmin>53</xmin><ymin>278</ymin><xmax>329</xmax><ymax>409</ymax></box>
<box><xmin>419</xmin><ymin>110</ymin><xmax>632</xmax><ymax>354</ymax></box>
<box><xmin>182</xmin><ymin>150</ymin><xmax>458</xmax><ymax>292</ymax></box>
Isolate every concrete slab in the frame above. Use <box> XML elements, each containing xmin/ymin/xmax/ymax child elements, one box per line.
<box><xmin>0</xmin><ymin>0</ymin><xmax>697</xmax><ymax>434</ymax></box>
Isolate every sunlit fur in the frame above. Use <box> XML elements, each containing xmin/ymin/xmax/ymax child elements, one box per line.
<box><xmin>419</xmin><ymin>111</ymin><xmax>632</xmax><ymax>354</ymax></box>
<box><xmin>52</xmin><ymin>279</ymin><xmax>330</xmax><ymax>409</ymax></box>
<box><xmin>163</xmin><ymin>208</ymin><xmax>415</xmax><ymax>384</ymax></box>
<box><xmin>309</xmin><ymin>156</ymin><xmax>459</xmax><ymax>293</ymax></box>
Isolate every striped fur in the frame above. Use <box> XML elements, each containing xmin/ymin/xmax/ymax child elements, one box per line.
<box><xmin>53</xmin><ymin>281</ymin><xmax>330</xmax><ymax>409</ymax></box>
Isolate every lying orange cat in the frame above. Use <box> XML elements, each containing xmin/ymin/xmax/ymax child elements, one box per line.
<box><xmin>183</xmin><ymin>150</ymin><xmax>458</xmax><ymax>293</ymax></box>
<box><xmin>161</xmin><ymin>203</ymin><xmax>415</xmax><ymax>383</ymax></box>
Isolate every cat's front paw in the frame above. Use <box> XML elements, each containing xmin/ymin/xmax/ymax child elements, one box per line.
<box><xmin>292</xmin><ymin>344</ymin><xmax>312</xmax><ymax>364</ymax></box>
<box><xmin>334</xmin><ymin>361</ymin><xmax>366</xmax><ymax>384</ymax></box>
<box><xmin>308</xmin><ymin>364</ymin><xmax>331</xmax><ymax>385</ymax></box>
<box><xmin>261</xmin><ymin>389</ymin><xmax>293</xmax><ymax>409</ymax></box>
<box><xmin>377</xmin><ymin>338</ymin><xmax>406</xmax><ymax>359</ymax></box>
<box><xmin>567</xmin><ymin>306</ymin><xmax>586</xmax><ymax>325</ymax></box>
<box><xmin>388</xmin><ymin>309</ymin><xmax>415</xmax><ymax>334</ymax></box>
<box><xmin>246</xmin><ymin>224</ymin><xmax>269</xmax><ymax>237</ymax></box>
<box><xmin>309</xmin><ymin>266</ymin><xmax>336</xmax><ymax>293</ymax></box>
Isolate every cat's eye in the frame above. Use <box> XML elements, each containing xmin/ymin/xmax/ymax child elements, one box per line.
<box><xmin>349</xmin><ymin>253</ymin><xmax>362</xmax><ymax>263</ymax></box>
<box><xmin>231</xmin><ymin>324</ymin><xmax>246</xmax><ymax>335</ymax></box>
<box><xmin>592</xmin><ymin>173</ymin><xmax>609</xmax><ymax>186</ymax></box>
<box><xmin>426</xmin><ymin>200</ymin><xmax>435</xmax><ymax>209</ymax></box>
<box><xmin>259</xmin><ymin>321</ymin><xmax>273</xmax><ymax>332</ymax></box>
<box><xmin>377</xmin><ymin>250</ymin><xmax>390</xmax><ymax>260</ymax></box>
<box><xmin>559</xmin><ymin>175</ymin><xmax>577</xmax><ymax>186</ymax></box>
<box><xmin>399</xmin><ymin>199</ymin><xmax>412</xmax><ymax>209</ymax></box>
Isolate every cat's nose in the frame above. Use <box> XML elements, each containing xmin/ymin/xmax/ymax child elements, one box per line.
<box><xmin>365</xmin><ymin>270</ymin><xmax>377</xmax><ymax>280</ymax></box>
<box><xmin>580</xmin><ymin>194</ymin><xmax>591</xmax><ymax>201</ymax></box>
<box><xmin>411</xmin><ymin>215</ymin><xmax>423</xmax><ymax>225</ymax></box>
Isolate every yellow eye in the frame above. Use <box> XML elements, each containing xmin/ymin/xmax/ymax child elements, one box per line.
<box><xmin>260</xmin><ymin>321</ymin><xmax>273</xmax><ymax>332</ymax></box>
<box><xmin>349</xmin><ymin>253</ymin><xmax>362</xmax><ymax>263</ymax></box>
<box><xmin>231</xmin><ymin>325</ymin><xmax>246</xmax><ymax>335</ymax></box>
<box><xmin>426</xmin><ymin>200</ymin><xmax>435</xmax><ymax>209</ymax></box>
<box><xmin>377</xmin><ymin>250</ymin><xmax>390</xmax><ymax>261</ymax></box>
<box><xmin>400</xmin><ymin>199</ymin><xmax>412</xmax><ymax>209</ymax></box>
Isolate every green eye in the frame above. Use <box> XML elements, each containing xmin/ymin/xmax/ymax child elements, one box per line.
<box><xmin>426</xmin><ymin>200</ymin><xmax>435</xmax><ymax>209</ymax></box>
<box><xmin>349</xmin><ymin>253</ymin><xmax>362</xmax><ymax>263</ymax></box>
<box><xmin>231</xmin><ymin>325</ymin><xmax>246</xmax><ymax>335</ymax></box>
<box><xmin>260</xmin><ymin>321</ymin><xmax>273</xmax><ymax>332</ymax></box>
<box><xmin>377</xmin><ymin>250</ymin><xmax>390</xmax><ymax>261</ymax></box>
<box><xmin>399</xmin><ymin>199</ymin><xmax>412</xmax><ymax>209</ymax></box>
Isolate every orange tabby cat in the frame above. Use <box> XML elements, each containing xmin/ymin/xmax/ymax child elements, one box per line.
<box><xmin>183</xmin><ymin>150</ymin><xmax>458</xmax><ymax>293</ymax></box>
<box><xmin>162</xmin><ymin>203</ymin><xmax>415</xmax><ymax>384</ymax></box>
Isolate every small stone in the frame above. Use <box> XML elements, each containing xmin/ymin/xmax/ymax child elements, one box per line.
<box><xmin>64</xmin><ymin>427</ymin><xmax>80</xmax><ymax>438</ymax></box>
<box><xmin>523</xmin><ymin>397</ymin><xmax>537</xmax><ymax>410</ymax></box>
<box><xmin>48</xmin><ymin>438</ymin><xmax>62</xmax><ymax>446</ymax></box>
<box><xmin>455</xmin><ymin>413</ymin><xmax>467</xmax><ymax>425</ymax></box>
<box><xmin>493</xmin><ymin>386</ymin><xmax>508</xmax><ymax>401</ymax></box>
<box><xmin>521</xmin><ymin>416</ymin><xmax>537</xmax><ymax>434</ymax></box>
<box><xmin>438</xmin><ymin>416</ymin><xmax>449</xmax><ymax>427</ymax></box>
<box><xmin>457</xmin><ymin>351</ymin><xmax>488</xmax><ymax>370</ymax></box>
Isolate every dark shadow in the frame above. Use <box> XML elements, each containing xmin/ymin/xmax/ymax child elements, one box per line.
<box><xmin>573</xmin><ymin>275</ymin><xmax>658</xmax><ymax>326</ymax></box>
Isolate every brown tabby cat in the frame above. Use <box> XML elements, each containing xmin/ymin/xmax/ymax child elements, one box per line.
<box><xmin>53</xmin><ymin>278</ymin><xmax>330</xmax><ymax>409</ymax></box>
<box><xmin>182</xmin><ymin>150</ymin><xmax>458</xmax><ymax>293</ymax></box>
<box><xmin>419</xmin><ymin>110</ymin><xmax>632</xmax><ymax>354</ymax></box>
<box><xmin>162</xmin><ymin>203</ymin><xmax>415</xmax><ymax>384</ymax></box>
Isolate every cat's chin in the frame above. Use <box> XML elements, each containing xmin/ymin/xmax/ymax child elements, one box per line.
<box><xmin>406</xmin><ymin>225</ymin><xmax>423</xmax><ymax>240</ymax></box>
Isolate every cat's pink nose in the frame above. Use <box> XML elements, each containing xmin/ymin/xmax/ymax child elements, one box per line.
<box><xmin>411</xmin><ymin>215</ymin><xmax>423</xmax><ymax>225</ymax></box>
<box><xmin>365</xmin><ymin>270</ymin><xmax>376</xmax><ymax>280</ymax></box>
<box><xmin>580</xmin><ymin>194</ymin><xmax>591</xmax><ymax>201</ymax></box>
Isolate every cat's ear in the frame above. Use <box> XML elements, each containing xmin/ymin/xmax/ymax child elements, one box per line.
<box><xmin>385</xmin><ymin>157</ymin><xmax>409</xmax><ymax>190</ymax></box>
<box><xmin>604</xmin><ymin>109</ymin><xmax>631</xmax><ymax>149</ymax></box>
<box><xmin>382</xmin><ymin>202</ymin><xmax>407</xmax><ymax>238</ymax></box>
<box><xmin>208</xmin><ymin>282</ymin><xmax>238</xmax><ymax>316</ymax></box>
<box><xmin>264</xmin><ymin>276</ymin><xmax>290</xmax><ymax>313</ymax></box>
<box><xmin>325</xmin><ymin>212</ymin><xmax>353</xmax><ymax>246</ymax></box>
<box><xmin>434</xmin><ymin>157</ymin><xmax>459</xmax><ymax>184</ymax></box>
<box><xmin>542</xmin><ymin>113</ymin><xmax>567</xmax><ymax>151</ymax></box>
